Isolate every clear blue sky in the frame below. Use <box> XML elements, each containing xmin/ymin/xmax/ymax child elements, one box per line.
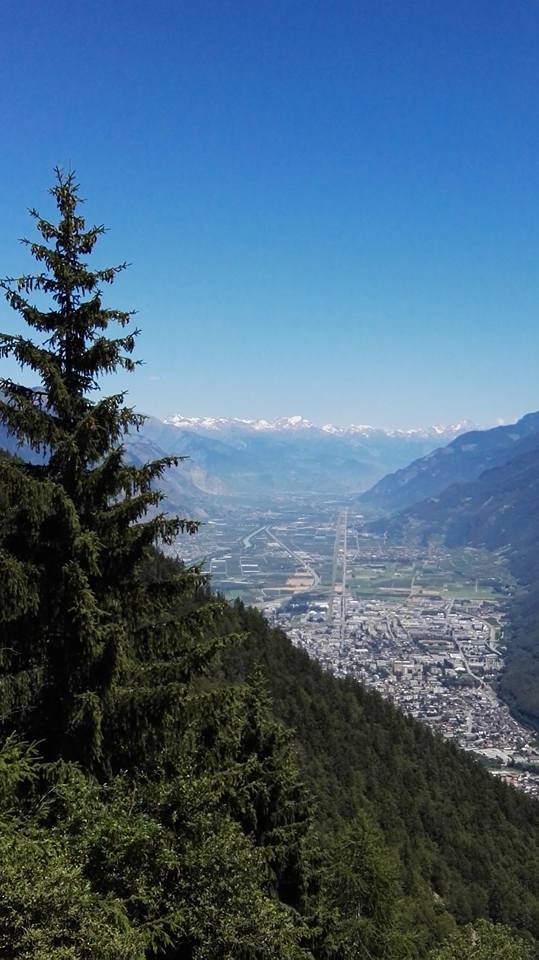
<box><xmin>0</xmin><ymin>0</ymin><xmax>538</xmax><ymax>428</ymax></box>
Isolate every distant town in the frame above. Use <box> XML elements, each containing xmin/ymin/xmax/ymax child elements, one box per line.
<box><xmin>175</xmin><ymin>502</ymin><xmax>539</xmax><ymax>797</ymax></box>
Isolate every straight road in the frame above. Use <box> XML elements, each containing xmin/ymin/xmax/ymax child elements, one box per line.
<box><xmin>328</xmin><ymin>508</ymin><xmax>349</xmax><ymax>640</ymax></box>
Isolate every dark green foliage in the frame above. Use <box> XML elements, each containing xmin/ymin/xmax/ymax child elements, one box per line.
<box><xmin>313</xmin><ymin>812</ymin><xmax>409</xmax><ymax>959</ymax></box>
<box><xmin>0</xmin><ymin>171</ymin><xmax>200</xmax><ymax>768</ymax></box>
<box><xmin>427</xmin><ymin>919</ymin><xmax>534</xmax><ymax>959</ymax></box>
<box><xmin>0</xmin><ymin>736</ymin><xmax>315</xmax><ymax>960</ymax></box>
<box><xmin>0</xmin><ymin>738</ymin><xmax>146</xmax><ymax>959</ymax></box>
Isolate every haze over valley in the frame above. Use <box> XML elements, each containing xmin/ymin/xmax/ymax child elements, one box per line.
<box><xmin>125</xmin><ymin>412</ymin><xmax>478</xmax><ymax>509</ymax></box>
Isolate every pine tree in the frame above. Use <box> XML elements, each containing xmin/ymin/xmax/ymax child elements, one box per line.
<box><xmin>0</xmin><ymin>169</ymin><xmax>199</xmax><ymax>768</ymax></box>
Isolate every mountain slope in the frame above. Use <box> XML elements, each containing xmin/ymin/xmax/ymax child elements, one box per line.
<box><xmin>374</xmin><ymin>445</ymin><xmax>539</xmax><ymax>579</ymax></box>
<box><xmin>370</xmin><ymin>440</ymin><xmax>539</xmax><ymax>731</ymax></box>
<box><xmin>359</xmin><ymin>412</ymin><xmax>539</xmax><ymax>515</ymax></box>
<box><xmin>124</xmin><ymin>423</ymin><xmax>227</xmax><ymax>516</ymax></box>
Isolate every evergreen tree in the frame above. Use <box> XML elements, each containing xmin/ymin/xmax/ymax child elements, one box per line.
<box><xmin>314</xmin><ymin>811</ymin><xmax>410</xmax><ymax>960</ymax></box>
<box><xmin>0</xmin><ymin>169</ymin><xmax>198</xmax><ymax>767</ymax></box>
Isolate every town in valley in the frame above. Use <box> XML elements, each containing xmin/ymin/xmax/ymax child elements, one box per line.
<box><xmin>175</xmin><ymin>500</ymin><xmax>539</xmax><ymax>796</ymax></box>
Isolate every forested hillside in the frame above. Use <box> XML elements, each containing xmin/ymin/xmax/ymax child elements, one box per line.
<box><xmin>0</xmin><ymin>172</ymin><xmax>536</xmax><ymax>959</ymax></box>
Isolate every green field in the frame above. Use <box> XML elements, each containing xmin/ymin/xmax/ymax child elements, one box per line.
<box><xmin>347</xmin><ymin>549</ymin><xmax>513</xmax><ymax>601</ymax></box>
<box><xmin>193</xmin><ymin>506</ymin><xmax>515</xmax><ymax>607</ymax></box>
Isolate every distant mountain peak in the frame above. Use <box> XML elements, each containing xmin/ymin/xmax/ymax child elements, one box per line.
<box><xmin>431</xmin><ymin>419</ymin><xmax>476</xmax><ymax>435</ymax></box>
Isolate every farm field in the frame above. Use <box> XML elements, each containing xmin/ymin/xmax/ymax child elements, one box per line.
<box><xmin>171</xmin><ymin>501</ymin><xmax>514</xmax><ymax>610</ymax></box>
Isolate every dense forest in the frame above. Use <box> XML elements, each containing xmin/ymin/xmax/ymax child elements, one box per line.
<box><xmin>501</xmin><ymin>586</ymin><xmax>539</xmax><ymax>730</ymax></box>
<box><xmin>0</xmin><ymin>172</ymin><xmax>537</xmax><ymax>958</ymax></box>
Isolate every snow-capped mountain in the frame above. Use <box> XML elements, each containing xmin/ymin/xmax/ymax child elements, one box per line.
<box><xmin>163</xmin><ymin>413</ymin><xmax>476</xmax><ymax>440</ymax></box>
<box><xmin>164</xmin><ymin>414</ymin><xmax>317</xmax><ymax>432</ymax></box>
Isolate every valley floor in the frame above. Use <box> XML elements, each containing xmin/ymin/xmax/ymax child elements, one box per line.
<box><xmin>173</xmin><ymin>501</ymin><xmax>539</xmax><ymax>796</ymax></box>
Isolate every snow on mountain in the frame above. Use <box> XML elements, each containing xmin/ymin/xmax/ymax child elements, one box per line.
<box><xmin>163</xmin><ymin>414</ymin><xmax>477</xmax><ymax>440</ymax></box>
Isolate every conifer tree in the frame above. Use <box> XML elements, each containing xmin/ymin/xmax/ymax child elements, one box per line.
<box><xmin>0</xmin><ymin>169</ymin><xmax>199</xmax><ymax>767</ymax></box>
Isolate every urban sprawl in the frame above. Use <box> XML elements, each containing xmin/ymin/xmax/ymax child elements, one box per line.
<box><xmin>178</xmin><ymin>503</ymin><xmax>539</xmax><ymax>797</ymax></box>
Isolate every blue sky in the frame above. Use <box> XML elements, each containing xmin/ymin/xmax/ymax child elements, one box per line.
<box><xmin>0</xmin><ymin>0</ymin><xmax>538</xmax><ymax>428</ymax></box>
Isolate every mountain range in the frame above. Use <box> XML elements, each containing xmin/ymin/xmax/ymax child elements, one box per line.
<box><xmin>164</xmin><ymin>412</ymin><xmax>474</xmax><ymax>439</ymax></box>
<box><xmin>359</xmin><ymin>411</ymin><xmax>539</xmax><ymax>515</ymax></box>
<box><xmin>125</xmin><ymin>414</ymin><xmax>477</xmax><ymax>511</ymax></box>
